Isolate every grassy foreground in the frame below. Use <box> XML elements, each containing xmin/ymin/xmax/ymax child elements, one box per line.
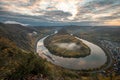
<box><xmin>44</xmin><ymin>34</ymin><xmax>90</xmax><ymax>58</ymax></box>
<box><xmin>0</xmin><ymin>37</ymin><xmax>119</xmax><ymax>80</ymax></box>
<box><xmin>0</xmin><ymin>37</ymin><xmax>80</xmax><ymax>80</ymax></box>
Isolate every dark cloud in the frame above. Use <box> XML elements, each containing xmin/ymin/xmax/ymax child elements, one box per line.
<box><xmin>0</xmin><ymin>0</ymin><xmax>120</xmax><ymax>26</ymax></box>
<box><xmin>44</xmin><ymin>10</ymin><xmax>72</xmax><ymax>21</ymax></box>
<box><xmin>44</xmin><ymin>10</ymin><xmax>72</xmax><ymax>17</ymax></box>
<box><xmin>98</xmin><ymin>15</ymin><xmax>120</xmax><ymax>21</ymax></box>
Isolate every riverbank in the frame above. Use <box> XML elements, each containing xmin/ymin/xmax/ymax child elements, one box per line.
<box><xmin>74</xmin><ymin>36</ymin><xmax>113</xmax><ymax>70</ymax></box>
<box><xmin>44</xmin><ymin>34</ymin><xmax>91</xmax><ymax>58</ymax></box>
<box><xmin>36</xmin><ymin>32</ymin><xmax>107</xmax><ymax>70</ymax></box>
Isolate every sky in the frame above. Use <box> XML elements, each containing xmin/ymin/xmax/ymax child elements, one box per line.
<box><xmin>0</xmin><ymin>0</ymin><xmax>120</xmax><ymax>26</ymax></box>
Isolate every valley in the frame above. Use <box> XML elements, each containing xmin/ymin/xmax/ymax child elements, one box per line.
<box><xmin>0</xmin><ymin>23</ymin><xmax>120</xmax><ymax>80</ymax></box>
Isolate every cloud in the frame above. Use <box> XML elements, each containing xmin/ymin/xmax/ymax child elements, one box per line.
<box><xmin>43</xmin><ymin>10</ymin><xmax>72</xmax><ymax>21</ymax></box>
<box><xmin>0</xmin><ymin>0</ymin><xmax>120</xmax><ymax>26</ymax></box>
<box><xmin>4</xmin><ymin>21</ymin><xmax>29</xmax><ymax>26</ymax></box>
<box><xmin>0</xmin><ymin>0</ymin><xmax>82</xmax><ymax>20</ymax></box>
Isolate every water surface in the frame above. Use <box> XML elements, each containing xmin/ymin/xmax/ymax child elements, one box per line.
<box><xmin>36</xmin><ymin>35</ymin><xmax>107</xmax><ymax>70</ymax></box>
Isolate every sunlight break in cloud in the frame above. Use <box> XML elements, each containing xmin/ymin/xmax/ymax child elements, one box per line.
<box><xmin>0</xmin><ymin>0</ymin><xmax>83</xmax><ymax>20</ymax></box>
<box><xmin>0</xmin><ymin>0</ymin><xmax>120</xmax><ymax>26</ymax></box>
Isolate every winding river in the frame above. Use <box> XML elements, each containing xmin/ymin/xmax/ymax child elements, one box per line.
<box><xmin>36</xmin><ymin>32</ymin><xmax>107</xmax><ymax>70</ymax></box>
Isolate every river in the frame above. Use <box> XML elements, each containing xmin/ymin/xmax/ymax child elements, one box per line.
<box><xmin>36</xmin><ymin>33</ymin><xmax>107</xmax><ymax>70</ymax></box>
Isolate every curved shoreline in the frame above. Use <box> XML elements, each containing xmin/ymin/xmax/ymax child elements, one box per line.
<box><xmin>36</xmin><ymin>32</ymin><xmax>110</xmax><ymax>70</ymax></box>
<box><xmin>44</xmin><ymin>34</ymin><xmax>91</xmax><ymax>58</ymax></box>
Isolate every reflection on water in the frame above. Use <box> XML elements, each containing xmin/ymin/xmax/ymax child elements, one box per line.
<box><xmin>36</xmin><ymin>35</ymin><xmax>107</xmax><ymax>70</ymax></box>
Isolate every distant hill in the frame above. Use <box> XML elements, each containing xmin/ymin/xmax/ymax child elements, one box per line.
<box><xmin>57</xmin><ymin>28</ymin><xmax>69</xmax><ymax>35</ymax></box>
<box><xmin>0</xmin><ymin>22</ymin><xmax>58</xmax><ymax>51</ymax></box>
<box><xmin>66</xmin><ymin>25</ymin><xmax>120</xmax><ymax>42</ymax></box>
<box><xmin>0</xmin><ymin>22</ymin><xmax>37</xmax><ymax>51</ymax></box>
